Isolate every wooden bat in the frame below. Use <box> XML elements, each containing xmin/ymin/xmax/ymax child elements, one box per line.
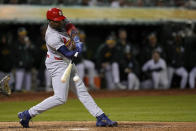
<box><xmin>61</xmin><ymin>52</ymin><xmax>78</xmax><ymax>83</ymax></box>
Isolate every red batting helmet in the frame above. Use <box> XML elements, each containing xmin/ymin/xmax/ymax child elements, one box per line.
<box><xmin>46</xmin><ymin>8</ymin><xmax>66</xmax><ymax>21</ymax></box>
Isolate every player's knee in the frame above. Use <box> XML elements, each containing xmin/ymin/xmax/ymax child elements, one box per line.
<box><xmin>128</xmin><ymin>73</ymin><xmax>135</xmax><ymax>79</ymax></box>
<box><xmin>183</xmin><ymin>71</ymin><xmax>188</xmax><ymax>78</ymax></box>
<box><xmin>112</xmin><ymin>62</ymin><xmax>119</xmax><ymax>69</ymax></box>
<box><xmin>54</xmin><ymin>95</ymin><xmax>67</xmax><ymax>105</ymax></box>
<box><xmin>87</xmin><ymin>61</ymin><xmax>95</xmax><ymax>68</ymax></box>
<box><xmin>189</xmin><ymin>71</ymin><xmax>195</xmax><ymax>78</ymax></box>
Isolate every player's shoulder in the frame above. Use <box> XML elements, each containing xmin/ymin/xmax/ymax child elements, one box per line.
<box><xmin>143</xmin><ymin>59</ymin><xmax>153</xmax><ymax>67</ymax></box>
<box><xmin>160</xmin><ymin>58</ymin><xmax>165</xmax><ymax>62</ymax></box>
<box><xmin>45</xmin><ymin>31</ymin><xmax>60</xmax><ymax>43</ymax></box>
<box><xmin>46</xmin><ymin>26</ymin><xmax>71</xmax><ymax>45</ymax></box>
<box><xmin>159</xmin><ymin>58</ymin><xmax>166</xmax><ymax>63</ymax></box>
<box><xmin>46</xmin><ymin>28</ymin><xmax>64</xmax><ymax>42</ymax></box>
<box><xmin>147</xmin><ymin>59</ymin><xmax>154</xmax><ymax>64</ymax></box>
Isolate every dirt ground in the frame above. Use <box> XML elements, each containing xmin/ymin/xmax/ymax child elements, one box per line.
<box><xmin>1</xmin><ymin>89</ymin><xmax>196</xmax><ymax>131</ymax></box>
<box><xmin>0</xmin><ymin>121</ymin><xmax>196</xmax><ymax>131</ymax></box>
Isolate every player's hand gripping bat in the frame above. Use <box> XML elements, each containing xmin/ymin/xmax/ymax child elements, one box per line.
<box><xmin>61</xmin><ymin>52</ymin><xmax>79</xmax><ymax>83</ymax></box>
<box><xmin>0</xmin><ymin>75</ymin><xmax>11</xmax><ymax>96</ymax></box>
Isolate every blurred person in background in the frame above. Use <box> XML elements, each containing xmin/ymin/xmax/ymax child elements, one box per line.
<box><xmin>140</xmin><ymin>32</ymin><xmax>165</xmax><ymax>65</ymax></box>
<box><xmin>27</xmin><ymin>0</ymin><xmax>58</xmax><ymax>5</ymax></box>
<box><xmin>75</xmin><ymin>30</ymin><xmax>98</xmax><ymax>90</ymax></box>
<box><xmin>141</xmin><ymin>50</ymin><xmax>168</xmax><ymax>90</ymax></box>
<box><xmin>116</xmin><ymin>29</ymin><xmax>131</xmax><ymax>58</ymax></box>
<box><xmin>184</xmin><ymin>23</ymin><xmax>196</xmax><ymax>89</ymax></box>
<box><xmin>185</xmin><ymin>0</ymin><xmax>196</xmax><ymax>9</ymax></box>
<box><xmin>58</xmin><ymin>0</ymin><xmax>82</xmax><ymax>6</ymax></box>
<box><xmin>91</xmin><ymin>0</ymin><xmax>109</xmax><ymax>6</ymax></box>
<box><xmin>127</xmin><ymin>0</ymin><xmax>143</xmax><ymax>6</ymax></box>
<box><xmin>166</xmin><ymin>31</ymin><xmax>188</xmax><ymax>89</ymax></box>
<box><xmin>14</xmin><ymin>27</ymin><xmax>35</xmax><ymax>92</ymax></box>
<box><xmin>116</xmin><ymin>28</ymin><xmax>139</xmax><ymax>60</ymax></box>
<box><xmin>121</xmin><ymin>51</ymin><xmax>140</xmax><ymax>90</ymax></box>
<box><xmin>88</xmin><ymin>0</ymin><xmax>98</xmax><ymax>6</ymax></box>
<box><xmin>0</xmin><ymin>33</ymin><xmax>15</xmax><ymax>89</ymax></box>
<box><xmin>116</xmin><ymin>28</ymin><xmax>140</xmax><ymax>90</ymax></box>
<box><xmin>173</xmin><ymin>0</ymin><xmax>186</xmax><ymax>7</ymax></box>
<box><xmin>95</xmin><ymin>34</ymin><xmax>125</xmax><ymax>90</ymax></box>
<box><xmin>142</xmin><ymin>0</ymin><xmax>156</xmax><ymax>6</ymax></box>
<box><xmin>111</xmin><ymin>0</ymin><xmax>128</xmax><ymax>7</ymax></box>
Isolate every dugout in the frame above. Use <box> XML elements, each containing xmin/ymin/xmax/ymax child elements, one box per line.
<box><xmin>0</xmin><ymin>5</ymin><xmax>196</xmax><ymax>89</ymax></box>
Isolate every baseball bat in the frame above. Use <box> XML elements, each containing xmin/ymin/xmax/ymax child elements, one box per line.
<box><xmin>61</xmin><ymin>52</ymin><xmax>78</xmax><ymax>83</ymax></box>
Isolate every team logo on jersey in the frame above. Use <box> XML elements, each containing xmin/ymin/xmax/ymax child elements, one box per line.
<box><xmin>62</xmin><ymin>37</ymin><xmax>74</xmax><ymax>50</ymax></box>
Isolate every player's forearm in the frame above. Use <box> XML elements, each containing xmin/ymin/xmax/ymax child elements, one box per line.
<box><xmin>57</xmin><ymin>45</ymin><xmax>77</xmax><ymax>58</ymax></box>
<box><xmin>57</xmin><ymin>42</ymin><xmax>83</xmax><ymax>59</ymax></box>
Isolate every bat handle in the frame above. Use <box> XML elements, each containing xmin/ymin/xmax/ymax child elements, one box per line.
<box><xmin>71</xmin><ymin>52</ymin><xmax>79</xmax><ymax>64</ymax></box>
<box><xmin>74</xmin><ymin>52</ymin><xmax>79</xmax><ymax>57</ymax></box>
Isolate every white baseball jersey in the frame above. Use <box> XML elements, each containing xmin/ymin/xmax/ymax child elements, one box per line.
<box><xmin>142</xmin><ymin>58</ymin><xmax>168</xmax><ymax>89</ymax></box>
<box><xmin>45</xmin><ymin>25</ymin><xmax>75</xmax><ymax>59</ymax></box>
<box><xmin>142</xmin><ymin>58</ymin><xmax>167</xmax><ymax>72</ymax></box>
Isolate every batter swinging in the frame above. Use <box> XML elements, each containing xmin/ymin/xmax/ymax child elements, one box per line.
<box><xmin>18</xmin><ymin>8</ymin><xmax>117</xmax><ymax>128</ymax></box>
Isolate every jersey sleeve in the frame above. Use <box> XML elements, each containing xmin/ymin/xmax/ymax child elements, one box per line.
<box><xmin>161</xmin><ymin>59</ymin><xmax>167</xmax><ymax>70</ymax></box>
<box><xmin>142</xmin><ymin>60</ymin><xmax>151</xmax><ymax>72</ymax></box>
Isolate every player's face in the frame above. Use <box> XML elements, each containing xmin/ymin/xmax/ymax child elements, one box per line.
<box><xmin>106</xmin><ymin>40</ymin><xmax>116</xmax><ymax>48</ymax></box>
<box><xmin>119</xmin><ymin>30</ymin><xmax>127</xmax><ymax>40</ymax></box>
<box><xmin>149</xmin><ymin>36</ymin><xmax>157</xmax><ymax>46</ymax></box>
<box><xmin>152</xmin><ymin>52</ymin><xmax>160</xmax><ymax>62</ymax></box>
<box><xmin>49</xmin><ymin>20</ymin><xmax>65</xmax><ymax>31</ymax></box>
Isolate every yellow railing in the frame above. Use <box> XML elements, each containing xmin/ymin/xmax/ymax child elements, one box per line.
<box><xmin>0</xmin><ymin>5</ymin><xmax>195</xmax><ymax>24</ymax></box>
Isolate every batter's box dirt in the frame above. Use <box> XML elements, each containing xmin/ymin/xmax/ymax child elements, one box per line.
<box><xmin>0</xmin><ymin>121</ymin><xmax>196</xmax><ymax>131</ymax></box>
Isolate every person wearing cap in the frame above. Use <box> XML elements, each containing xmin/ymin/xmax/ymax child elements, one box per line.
<box><xmin>141</xmin><ymin>50</ymin><xmax>169</xmax><ymax>90</ymax></box>
<box><xmin>116</xmin><ymin>28</ymin><xmax>140</xmax><ymax>90</ymax></box>
<box><xmin>95</xmin><ymin>34</ymin><xmax>126</xmax><ymax>90</ymax></box>
<box><xmin>14</xmin><ymin>27</ymin><xmax>35</xmax><ymax>92</ymax></box>
<box><xmin>166</xmin><ymin>31</ymin><xmax>188</xmax><ymax>89</ymax></box>
<box><xmin>121</xmin><ymin>51</ymin><xmax>140</xmax><ymax>90</ymax></box>
<box><xmin>17</xmin><ymin>8</ymin><xmax>117</xmax><ymax>128</ymax></box>
<box><xmin>140</xmin><ymin>33</ymin><xmax>165</xmax><ymax>65</ymax></box>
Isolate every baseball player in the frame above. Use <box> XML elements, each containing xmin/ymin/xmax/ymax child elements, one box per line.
<box><xmin>166</xmin><ymin>32</ymin><xmax>188</xmax><ymax>89</ymax></box>
<box><xmin>17</xmin><ymin>8</ymin><xmax>117</xmax><ymax>128</ymax></box>
<box><xmin>95</xmin><ymin>35</ymin><xmax>126</xmax><ymax>90</ymax></box>
<box><xmin>140</xmin><ymin>33</ymin><xmax>165</xmax><ymax>65</ymax></box>
<box><xmin>141</xmin><ymin>50</ymin><xmax>169</xmax><ymax>89</ymax></box>
<box><xmin>15</xmin><ymin>27</ymin><xmax>35</xmax><ymax>91</ymax></box>
<box><xmin>122</xmin><ymin>51</ymin><xmax>140</xmax><ymax>90</ymax></box>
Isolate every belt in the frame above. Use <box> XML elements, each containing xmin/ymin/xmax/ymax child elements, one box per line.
<box><xmin>47</xmin><ymin>54</ymin><xmax>63</xmax><ymax>60</ymax></box>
